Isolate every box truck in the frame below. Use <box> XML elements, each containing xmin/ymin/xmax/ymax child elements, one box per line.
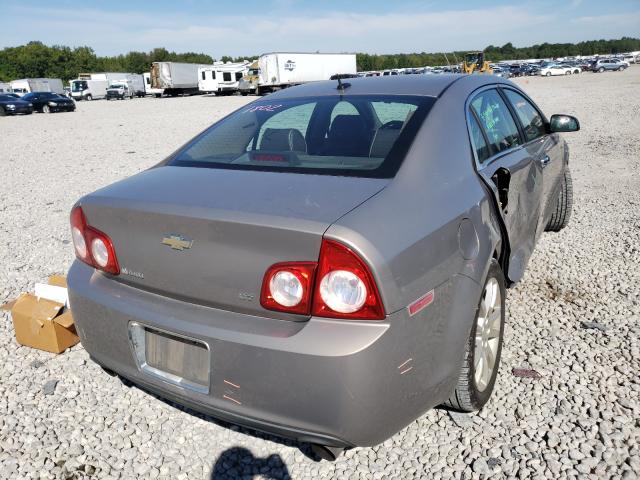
<box><xmin>143</xmin><ymin>72</ymin><xmax>164</xmax><ymax>97</ymax></box>
<box><xmin>151</xmin><ymin>62</ymin><xmax>213</xmax><ymax>96</ymax></box>
<box><xmin>10</xmin><ymin>78</ymin><xmax>64</xmax><ymax>95</ymax></box>
<box><xmin>241</xmin><ymin>53</ymin><xmax>356</xmax><ymax>95</ymax></box>
<box><xmin>70</xmin><ymin>73</ymin><xmax>143</xmax><ymax>100</ymax></box>
<box><xmin>198</xmin><ymin>62</ymin><xmax>249</xmax><ymax>95</ymax></box>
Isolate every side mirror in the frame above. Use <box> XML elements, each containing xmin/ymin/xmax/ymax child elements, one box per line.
<box><xmin>549</xmin><ymin>114</ymin><xmax>580</xmax><ymax>133</ymax></box>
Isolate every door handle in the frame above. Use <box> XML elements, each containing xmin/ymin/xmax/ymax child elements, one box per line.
<box><xmin>540</xmin><ymin>155</ymin><xmax>551</xmax><ymax>168</ymax></box>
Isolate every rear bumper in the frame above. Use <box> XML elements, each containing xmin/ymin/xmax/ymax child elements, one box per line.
<box><xmin>68</xmin><ymin>261</ymin><xmax>480</xmax><ymax>446</ymax></box>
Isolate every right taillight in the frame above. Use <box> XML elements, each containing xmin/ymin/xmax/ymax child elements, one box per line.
<box><xmin>312</xmin><ymin>240</ymin><xmax>385</xmax><ymax>320</ymax></box>
<box><xmin>260</xmin><ymin>239</ymin><xmax>385</xmax><ymax>320</ymax></box>
<box><xmin>70</xmin><ymin>206</ymin><xmax>120</xmax><ymax>275</ymax></box>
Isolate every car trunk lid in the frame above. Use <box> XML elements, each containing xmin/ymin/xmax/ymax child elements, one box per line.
<box><xmin>80</xmin><ymin>166</ymin><xmax>387</xmax><ymax>319</ymax></box>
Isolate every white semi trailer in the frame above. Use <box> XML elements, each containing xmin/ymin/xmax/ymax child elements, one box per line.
<box><xmin>10</xmin><ymin>78</ymin><xmax>64</xmax><ymax>95</ymax></box>
<box><xmin>70</xmin><ymin>73</ymin><xmax>144</xmax><ymax>100</ymax></box>
<box><xmin>198</xmin><ymin>62</ymin><xmax>249</xmax><ymax>95</ymax></box>
<box><xmin>251</xmin><ymin>52</ymin><xmax>357</xmax><ymax>95</ymax></box>
<box><xmin>151</xmin><ymin>62</ymin><xmax>213</xmax><ymax>96</ymax></box>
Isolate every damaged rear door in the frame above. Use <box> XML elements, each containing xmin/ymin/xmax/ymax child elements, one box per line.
<box><xmin>467</xmin><ymin>87</ymin><xmax>545</xmax><ymax>283</ymax></box>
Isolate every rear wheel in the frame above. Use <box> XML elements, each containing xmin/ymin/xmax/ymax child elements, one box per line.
<box><xmin>445</xmin><ymin>260</ymin><xmax>505</xmax><ymax>412</ymax></box>
<box><xmin>546</xmin><ymin>168</ymin><xmax>573</xmax><ymax>232</ymax></box>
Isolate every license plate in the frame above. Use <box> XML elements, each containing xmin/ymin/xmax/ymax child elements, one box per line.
<box><xmin>129</xmin><ymin>323</ymin><xmax>210</xmax><ymax>394</ymax></box>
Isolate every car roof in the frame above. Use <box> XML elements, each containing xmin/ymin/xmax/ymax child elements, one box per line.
<box><xmin>261</xmin><ymin>74</ymin><xmax>509</xmax><ymax>99</ymax></box>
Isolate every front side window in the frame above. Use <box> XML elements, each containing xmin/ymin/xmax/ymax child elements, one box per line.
<box><xmin>169</xmin><ymin>95</ymin><xmax>434</xmax><ymax>178</ymax></box>
<box><xmin>504</xmin><ymin>89</ymin><xmax>546</xmax><ymax>142</ymax></box>
<box><xmin>470</xmin><ymin>89</ymin><xmax>521</xmax><ymax>154</ymax></box>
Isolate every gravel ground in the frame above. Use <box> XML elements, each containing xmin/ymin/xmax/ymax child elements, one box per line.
<box><xmin>1</xmin><ymin>68</ymin><xmax>639</xmax><ymax>479</ymax></box>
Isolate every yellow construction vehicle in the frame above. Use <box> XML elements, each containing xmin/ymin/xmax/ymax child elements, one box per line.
<box><xmin>462</xmin><ymin>52</ymin><xmax>493</xmax><ymax>74</ymax></box>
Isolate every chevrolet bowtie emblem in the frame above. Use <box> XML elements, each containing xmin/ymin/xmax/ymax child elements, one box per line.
<box><xmin>162</xmin><ymin>234</ymin><xmax>193</xmax><ymax>251</ymax></box>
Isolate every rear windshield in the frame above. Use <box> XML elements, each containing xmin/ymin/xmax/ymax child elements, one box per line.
<box><xmin>169</xmin><ymin>95</ymin><xmax>434</xmax><ymax>178</ymax></box>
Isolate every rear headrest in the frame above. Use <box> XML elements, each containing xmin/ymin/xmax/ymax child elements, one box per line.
<box><xmin>259</xmin><ymin>128</ymin><xmax>307</xmax><ymax>152</ymax></box>
<box><xmin>329</xmin><ymin>115</ymin><xmax>367</xmax><ymax>138</ymax></box>
<box><xmin>369</xmin><ymin>128</ymin><xmax>401</xmax><ymax>158</ymax></box>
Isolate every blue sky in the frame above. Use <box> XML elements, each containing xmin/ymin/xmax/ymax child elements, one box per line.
<box><xmin>1</xmin><ymin>0</ymin><xmax>638</xmax><ymax>57</ymax></box>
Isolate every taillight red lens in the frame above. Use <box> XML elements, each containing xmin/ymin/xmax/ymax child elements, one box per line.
<box><xmin>260</xmin><ymin>240</ymin><xmax>385</xmax><ymax>320</ymax></box>
<box><xmin>311</xmin><ymin>240</ymin><xmax>385</xmax><ymax>320</ymax></box>
<box><xmin>260</xmin><ymin>262</ymin><xmax>316</xmax><ymax>315</ymax></box>
<box><xmin>70</xmin><ymin>206</ymin><xmax>120</xmax><ymax>275</ymax></box>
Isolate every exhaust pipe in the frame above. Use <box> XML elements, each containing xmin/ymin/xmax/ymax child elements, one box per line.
<box><xmin>310</xmin><ymin>444</ymin><xmax>344</xmax><ymax>461</ymax></box>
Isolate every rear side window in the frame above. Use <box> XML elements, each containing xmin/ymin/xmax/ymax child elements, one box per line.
<box><xmin>469</xmin><ymin>114</ymin><xmax>491</xmax><ymax>163</ymax></box>
<box><xmin>169</xmin><ymin>95</ymin><xmax>434</xmax><ymax>178</ymax></box>
<box><xmin>504</xmin><ymin>89</ymin><xmax>546</xmax><ymax>142</ymax></box>
<box><xmin>471</xmin><ymin>89</ymin><xmax>521</xmax><ymax>154</ymax></box>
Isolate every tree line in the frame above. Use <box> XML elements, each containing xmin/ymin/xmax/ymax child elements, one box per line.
<box><xmin>356</xmin><ymin>37</ymin><xmax>640</xmax><ymax>71</ymax></box>
<box><xmin>1</xmin><ymin>37</ymin><xmax>639</xmax><ymax>82</ymax></box>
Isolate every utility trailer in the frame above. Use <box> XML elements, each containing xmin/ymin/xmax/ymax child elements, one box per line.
<box><xmin>198</xmin><ymin>62</ymin><xmax>249</xmax><ymax>95</ymax></box>
<box><xmin>254</xmin><ymin>52</ymin><xmax>357</xmax><ymax>95</ymax></box>
<box><xmin>151</xmin><ymin>62</ymin><xmax>213</xmax><ymax>96</ymax></box>
<box><xmin>143</xmin><ymin>72</ymin><xmax>164</xmax><ymax>97</ymax></box>
<box><xmin>10</xmin><ymin>78</ymin><xmax>64</xmax><ymax>95</ymax></box>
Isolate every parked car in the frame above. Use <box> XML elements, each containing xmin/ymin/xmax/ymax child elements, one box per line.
<box><xmin>0</xmin><ymin>93</ymin><xmax>33</xmax><ymax>116</ymax></box>
<box><xmin>67</xmin><ymin>75</ymin><xmax>579</xmax><ymax>460</ymax></box>
<box><xmin>491</xmin><ymin>66</ymin><xmax>511</xmax><ymax>78</ymax></box>
<box><xmin>22</xmin><ymin>92</ymin><xmax>76</xmax><ymax>113</ymax></box>
<box><xmin>559</xmin><ymin>63</ymin><xmax>582</xmax><ymax>74</ymax></box>
<box><xmin>591</xmin><ymin>58</ymin><xmax>627</xmax><ymax>72</ymax></box>
<box><xmin>539</xmin><ymin>63</ymin><xmax>572</xmax><ymax>76</ymax></box>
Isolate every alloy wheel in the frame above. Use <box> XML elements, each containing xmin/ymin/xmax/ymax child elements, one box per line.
<box><xmin>474</xmin><ymin>277</ymin><xmax>502</xmax><ymax>392</ymax></box>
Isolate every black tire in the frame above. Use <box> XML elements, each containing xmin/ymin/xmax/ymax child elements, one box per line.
<box><xmin>445</xmin><ymin>260</ymin><xmax>505</xmax><ymax>412</ymax></box>
<box><xmin>86</xmin><ymin>94</ymin><xmax>92</xmax><ymax>101</ymax></box>
<box><xmin>546</xmin><ymin>168</ymin><xmax>574</xmax><ymax>232</ymax></box>
<box><xmin>43</xmin><ymin>105</ymin><xmax>51</xmax><ymax>114</ymax></box>
<box><xmin>598</xmin><ymin>67</ymin><xmax>605</xmax><ymax>73</ymax></box>
<box><xmin>0</xmin><ymin>107</ymin><xmax>5</xmax><ymax>117</ymax></box>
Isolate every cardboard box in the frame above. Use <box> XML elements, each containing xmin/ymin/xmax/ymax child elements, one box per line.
<box><xmin>1</xmin><ymin>276</ymin><xmax>79</xmax><ymax>354</ymax></box>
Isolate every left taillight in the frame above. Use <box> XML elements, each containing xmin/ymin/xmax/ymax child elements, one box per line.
<box><xmin>260</xmin><ymin>262</ymin><xmax>316</xmax><ymax>315</ymax></box>
<box><xmin>70</xmin><ymin>206</ymin><xmax>120</xmax><ymax>275</ymax></box>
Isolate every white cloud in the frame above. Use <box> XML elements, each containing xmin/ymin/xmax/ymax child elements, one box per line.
<box><xmin>1</xmin><ymin>4</ymin><xmax>637</xmax><ymax>57</ymax></box>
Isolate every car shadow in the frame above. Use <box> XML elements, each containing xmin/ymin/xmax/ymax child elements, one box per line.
<box><xmin>210</xmin><ymin>447</ymin><xmax>291</xmax><ymax>480</ymax></box>
<box><xmin>116</xmin><ymin>375</ymin><xmax>323</xmax><ymax>462</ymax></box>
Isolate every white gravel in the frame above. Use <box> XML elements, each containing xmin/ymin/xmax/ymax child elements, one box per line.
<box><xmin>1</xmin><ymin>69</ymin><xmax>639</xmax><ymax>479</ymax></box>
